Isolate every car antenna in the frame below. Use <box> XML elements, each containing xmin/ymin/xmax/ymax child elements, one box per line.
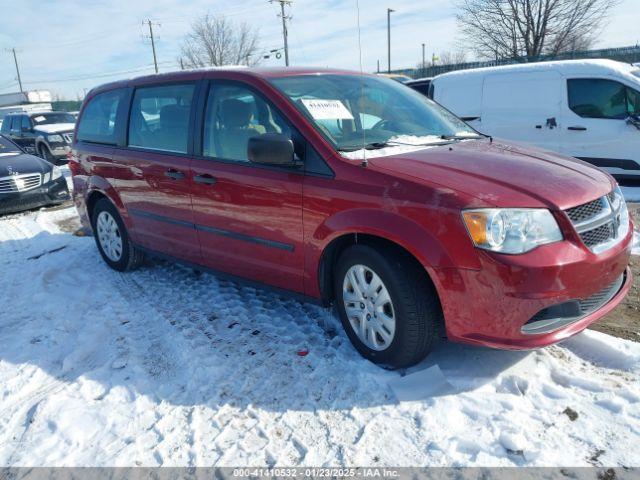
<box><xmin>355</xmin><ymin>0</ymin><xmax>367</xmax><ymax>168</ymax></box>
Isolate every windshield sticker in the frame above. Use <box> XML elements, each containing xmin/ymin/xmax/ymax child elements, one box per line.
<box><xmin>301</xmin><ymin>99</ymin><xmax>354</xmax><ymax>120</ymax></box>
<box><xmin>34</xmin><ymin>116</ymin><xmax>46</xmax><ymax>123</ymax></box>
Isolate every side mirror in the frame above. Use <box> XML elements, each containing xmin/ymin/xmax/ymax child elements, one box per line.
<box><xmin>627</xmin><ymin>114</ymin><xmax>640</xmax><ymax>130</ymax></box>
<box><xmin>21</xmin><ymin>126</ymin><xmax>33</xmax><ymax>134</ymax></box>
<box><xmin>248</xmin><ymin>133</ymin><xmax>299</xmax><ymax>166</ymax></box>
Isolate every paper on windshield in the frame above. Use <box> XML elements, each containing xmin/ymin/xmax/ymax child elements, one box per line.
<box><xmin>301</xmin><ymin>99</ymin><xmax>354</xmax><ymax>120</ymax></box>
<box><xmin>34</xmin><ymin>116</ymin><xmax>46</xmax><ymax>123</ymax></box>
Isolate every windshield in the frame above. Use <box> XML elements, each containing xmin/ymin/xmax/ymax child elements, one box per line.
<box><xmin>0</xmin><ymin>136</ymin><xmax>21</xmax><ymax>156</ymax></box>
<box><xmin>269</xmin><ymin>74</ymin><xmax>479</xmax><ymax>155</ymax></box>
<box><xmin>31</xmin><ymin>112</ymin><xmax>76</xmax><ymax>125</ymax></box>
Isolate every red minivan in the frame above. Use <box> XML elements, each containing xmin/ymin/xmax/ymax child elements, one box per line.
<box><xmin>70</xmin><ymin>68</ymin><xmax>633</xmax><ymax>367</ymax></box>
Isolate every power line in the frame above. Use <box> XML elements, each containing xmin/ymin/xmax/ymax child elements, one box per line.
<box><xmin>270</xmin><ymin>0</ymin><xmax>292</xmax><ymax>67</ymax></box>
<box><xmin>21</xmin><ymin>62</ymin><xmax>176</xmax><ymax>85</ymax></box>
<box><xmin>149</xmin><ymin>4</ymin><xmax>274</xmax><ymax>24</ymax></box>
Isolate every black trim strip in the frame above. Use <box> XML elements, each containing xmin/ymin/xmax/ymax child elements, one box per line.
<box><xmin>129</xmin><ymin>209</ymin><xmax>294</xmax><ymax>252</ymax></box>
<box><xmin>577</xmin><ymin>157</ymin><xmax>640</xmax><ymax>171</ymax></box>
<box><xmin>130</xmin><ymin>209</ymin><xmax>193</xmax><ymax>228</ymax></box>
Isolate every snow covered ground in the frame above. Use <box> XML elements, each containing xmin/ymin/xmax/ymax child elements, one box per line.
<box><xmin>0</xmin><ymin>181</ymin><xmax>639</xmax><ymax>467</ymax></box>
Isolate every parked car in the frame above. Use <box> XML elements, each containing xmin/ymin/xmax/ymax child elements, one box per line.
<box><xmin>70</xmin><ymin>68</ymin><xmax>632</xmax><ymax>367</ymax></box>
<box><xmin>430</xmin><ymin>59</ymin><xmax>640</xmax><ymax>180</ymax></box>
<box><xmin>376</xmin><ymin>73</ymin><xmax>413</xmax><ymax>83</ymax></box>
<box><xmin>0</xmin><ymin>111</ymin><xmax>76</xmax><ymax>164</ymax></box>
<box><xmin>405</xmin><ymin>77</ymin><xmax>432</xmax><ymax>97</ymax></box>
<box><xmin>0</xmin><ymin>134</ymin><xmax>70</xmax><ymax>215</ymax></box>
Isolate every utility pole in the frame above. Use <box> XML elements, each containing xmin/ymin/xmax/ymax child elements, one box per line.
<box><xmin>143</xmin><ymin>19</ymin><xmax>159</xmax><ymax>73</ymax></box>
<box><xmin>271</xmin><ymin>0</ymin><xmax>292</xmax><ymax>66</ymax></box>
<box><xmin>421</xmin><ymin>43</ymin><xmax>426</xmax><ymax>76</ymax></box>
<box><xmin>6</xmin><ymin>48</ymin><xmax>23</xmax><ymax>93</ymax></box>
<box><xmin>377</xmin><ymin>59</ymin><xmax>380</xmax><ymax>73</ymax></box>
<box><xmin>387</xmin><ymin>8</ymin><xmax>394</xmax><ymax>73</ymax></box>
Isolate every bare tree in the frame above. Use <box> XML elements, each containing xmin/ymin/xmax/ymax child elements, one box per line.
<box><xmin>456</xmin><ymin>0</ymin><xmax>616</xmax><ymax>60</ymax></box>
<box><xmin>439</xmin><ymin>50</ymin><xmax>468</xmax><ymax>65</ymax></box>
<box><xmin>179</xmin><ymin>14</ymin><xmax>262</xmax><ymax>68</ymax></box>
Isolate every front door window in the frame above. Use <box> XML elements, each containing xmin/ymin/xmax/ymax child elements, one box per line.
<box><xmin>203</xmin><ymin>84</ymin><xmax>292</xmax><ymax>162</ymax></box>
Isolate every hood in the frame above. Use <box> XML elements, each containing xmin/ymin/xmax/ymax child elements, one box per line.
<box><xmin>33</xmin><ymin>123</ymin><xmax>75</xmax><ymax>134</ymax></box>
<box><xmin>0</xmin><ymin>152</ymin><xmax>49</xmax><ymax>177</ymax></box>
<box><xmin>367</xmin><ymin>139</ymin><xmax>615</xmax><ymax>210</ymax></box>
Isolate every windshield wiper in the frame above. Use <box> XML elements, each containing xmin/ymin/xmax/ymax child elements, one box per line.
<box><xmin>440</xmin><ymin>134</ymin><xmax>484</xmax><ymax>140</ymax></box>
<box><xmin>338</xmin><ymin>139</ymin><xmax>453</xmax><ymax>152</ymax></box>
<box><xmin>338</xmin><ymin>142</ymin><xmax>393</xmax><ymax>152</ymax></box>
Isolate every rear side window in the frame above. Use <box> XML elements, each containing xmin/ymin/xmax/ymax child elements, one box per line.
<box><xmin>128</xmin><ymin>83</ymin><xmax>195</xmax><ymax>154</ymax></box>
<box><xmin>77</xmin><ymin>89</ymin><xmax>125</xmax><ymax>144</ymax></box>
<box><xmin>568</xmin><ymin>79</ymin><xmax>627</xmax><ymax>119</ymax></box>
<box><xmin>0</xmin><ymin>117</ymin><xmax>10</xmax><ymax>133</ymax></box>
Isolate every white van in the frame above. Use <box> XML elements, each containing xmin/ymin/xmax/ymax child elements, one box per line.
<box><xmin>431</xmin><ymin>60</ymin><xmax>640</xmax><ymax>179</ymax></box>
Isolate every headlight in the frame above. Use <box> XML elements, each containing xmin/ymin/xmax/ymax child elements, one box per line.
<box><xmin>47</xmin><ymin>134</ymin><xmax>64</xmax><ymax>143</ymax></box>
<box><xmin>51</xmin><ymin>166</ymin><xmax>62</xmax><ymax>181</ymax></box>
<box><xmin>462</xmin><ymin>208</ymin><xmax>563</xmax><ymax>254</ymax></box>
<box><xmin>613</xmin><ymin>185</ymin><xmax>630</xmax><ymax>230</ymax></box>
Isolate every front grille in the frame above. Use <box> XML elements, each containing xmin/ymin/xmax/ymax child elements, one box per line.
<box><xmin>565</xmin><ymin>198</ymin><xmax>605</xmax><ymax>224</ymax></box>
<box><xmin>62</xmin><ymin>133</ymin><xmax>74</xmax><ymax>143</ymax></box>
<box><xmin>0</xmin><ymin>173</ymin><xmax>42</xmax><ymax>193</ymax></box>
<box><xmin>522</xmin><ymin>273</ymin><xmax>625</xmax><ymax>334</ymax></box>
<box><xmin>579</xmin><ymin>274</ymin><xmax>625</xmax><ymax>314</ymax></box>
<box><xmin>580</xmin><ymin>223</ymin><xmax>615</xmax><ymax>248</ymax></box>
<box><xmin>564</xmin><ymin>190</ymin><xmax>627</xmax><ymax>254</ymax></box>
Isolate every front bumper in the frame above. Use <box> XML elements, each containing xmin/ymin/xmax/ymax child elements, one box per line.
<box><xmin>434</xmin><ymin>224</ymin><xmax>633</xmax><ymax>350</ymax></box>
<box><xmin>49</xmin><ymin>144</ymin><xmax>71</xmax><ymax>161</ymax></box>
<box><xmin>0</xmin><ymin>176</ymin><xmax>70</xmax><ymax>215</ymax></box>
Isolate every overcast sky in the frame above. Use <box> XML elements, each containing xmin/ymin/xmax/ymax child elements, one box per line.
<box><xmin>1</xmin><ymin>0</ymin><xmax>638</xmax><ymax>99</ymax></box>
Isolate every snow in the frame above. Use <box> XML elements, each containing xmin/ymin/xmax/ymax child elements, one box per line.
<box><xmin>433</xmin><ymin>59</ymin><xmax>640</xmax><ymax>83</ymax></box>
<box><xmin>1</xmin><ymin>205</ymin><xmax>640</xmax><ymax>467</ymax></box>
<box><xmin>339</xmin><ymin>135</ymin><xmax>469</xmax><ymax>160</ymax></box>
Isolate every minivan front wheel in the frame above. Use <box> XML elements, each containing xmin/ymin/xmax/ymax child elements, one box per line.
<box><xmin>92</xmin><ymin>198</ymin><xmax>144</xmax><ymax>271</ymax></box>
<box><xmin>334</xmin><ymin>244</ymin><xmax>441</xmax><ymax>368</ymax></box>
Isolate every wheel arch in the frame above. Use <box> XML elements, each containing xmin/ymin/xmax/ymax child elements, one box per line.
<box><xmin>318</xmin><ymin>231</ymin><xmax>447</xmax><ymax>337</ymax></box>
<box><xmin>34</xmin><ymin>138</ymin><xmax>48</xmax><ymax>155</ymax></box>
<box><xmin>84</xmin><ymin>176</ymin><xmax>131</xmax><ymax>230</ymax></box>
<box><xmin>314</xmin><ymin>209</ymin><xmax>453</xmax><ymax>310</ymax></box>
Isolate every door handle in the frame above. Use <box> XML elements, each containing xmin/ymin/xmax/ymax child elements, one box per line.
<box><xmin>567</xmin><ymin>126</ymin><xmax>587</xmax><ymax>131</ymax></box>
<box><xmin>194</xmin><ymin>174</ymin><xmax>217</xmax><ymax>185</ymax></box>
<box><xmin>164</xmin><ymin>169</ymin><xmax>185</xmax><ymax>180</ymax></box>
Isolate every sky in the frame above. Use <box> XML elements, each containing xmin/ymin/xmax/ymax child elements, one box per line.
<box><xmin>0</xmin><ymin>0</ymin><xmax>638</xmax><ymax>99</ymax></box>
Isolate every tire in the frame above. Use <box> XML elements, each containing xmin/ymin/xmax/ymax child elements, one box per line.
<box><xmin>91</xmin><ymin>198</ymin><xmax>144</xmax><ymax>272</ymax></box>
<box><xmin>334</xmin><ymin>244</ymin><xmax>441</xmax><ymax>368</ymax></box>
<box><xmin>39</xmin><ymin>144</ymin><xmax>56</xmax><ymax>164</ymax></box>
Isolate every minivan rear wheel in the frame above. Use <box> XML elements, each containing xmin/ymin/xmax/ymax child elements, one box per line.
<box><xmin>334</xmin><ymin>244</ymin><xmax>441</xmax><ymax>368</ymax></box>
<box><xmin>92</xmin><ymin>198</ymin><xmax>144</xmax><ymax>271</ymax></box>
